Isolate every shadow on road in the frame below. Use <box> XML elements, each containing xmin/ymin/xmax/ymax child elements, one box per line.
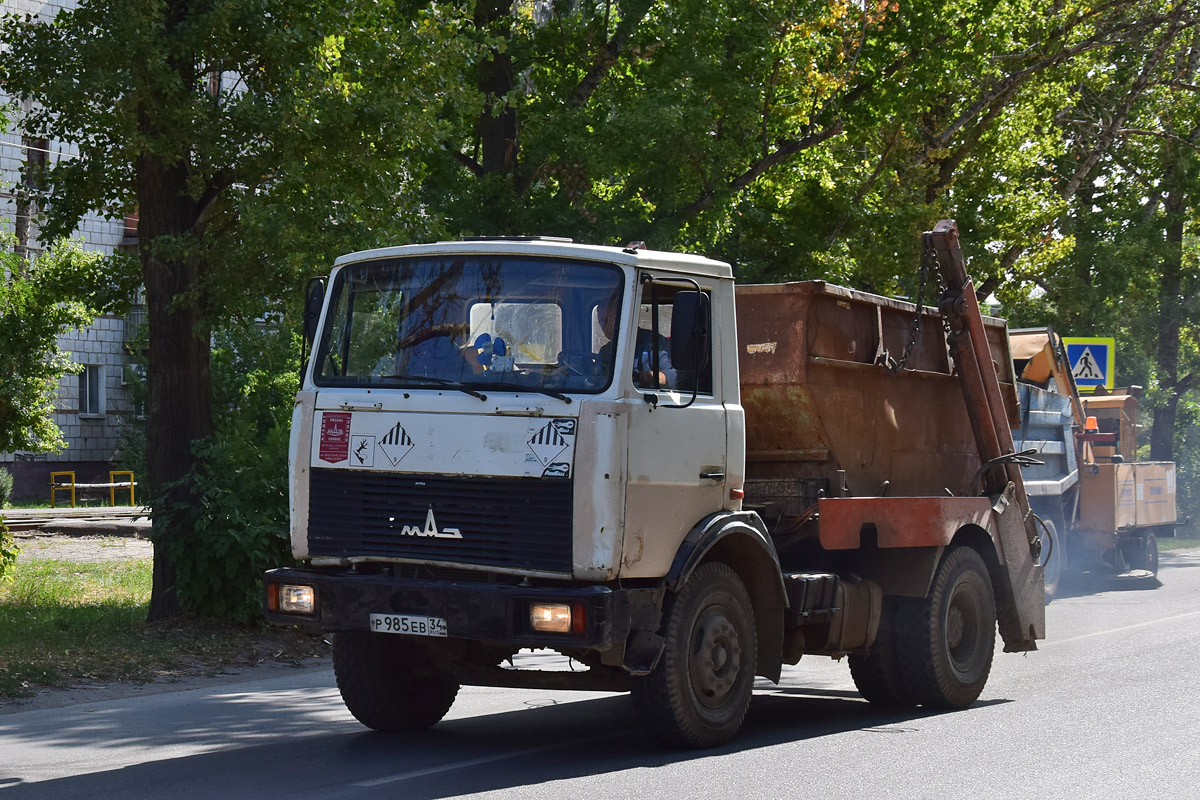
<box><xmin>1050</xmin><ymin>549</ymin><xmax>1200</xmax><ymax>600</ymax></box>
<box><xmin>0</xmin><ymin>679</ymin><xmax>1014</xmax><ymax>800</ymax></box>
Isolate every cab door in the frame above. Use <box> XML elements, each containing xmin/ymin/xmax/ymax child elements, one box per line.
<box><xmin>621</xmin><ymin>276</ymin><xmax>729</xmax><ymax>578</ymax></box>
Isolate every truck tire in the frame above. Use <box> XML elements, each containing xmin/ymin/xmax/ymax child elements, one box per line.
<box><xmin>848</xmin><ymin>597</ymin><xmax>918</xmax><ymax>707</ymax></box>
<box><xmin>1128</xmin><ymin>532</ymin><xmax>1159</xmax><ymax>578</ymax></box>
<box><xmin>896</xmin><ymin>545</ymin><xmax>996</xmax><ymax>709</ymax></box>
<box><xmin>1144</xmin><ymin>533</ymin><xmax>1159</xmax><ymax>577</ymax></box>
<box><xmin>333</xmin><ymin>631</ymin><xmax>459</xmax><ymax>732</ymax></box>
<box><xmin>632</xmin><ymin>562</ymin><xmax>757</xmax><ymax>748</ymax></box>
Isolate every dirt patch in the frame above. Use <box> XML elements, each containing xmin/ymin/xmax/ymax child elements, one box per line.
<box><xmin>12</xmin><ymin>532</ymin><xmax>154</xmax><ymax>562</ymax></box>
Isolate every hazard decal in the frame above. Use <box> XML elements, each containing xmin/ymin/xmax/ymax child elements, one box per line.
<box><xmin>377</xmin><ymin>422</ymin><xmax>415</xmax><ymax>467</ymax></box>
<box><xmin>528</xmin><ymin>419</ymin><xmax>576</xmax><ymax>477</ymax></box>
<box><xmin>349</xmin><ymin>435</ymin><xmax>375</xmax><ymax>468</ymax></box>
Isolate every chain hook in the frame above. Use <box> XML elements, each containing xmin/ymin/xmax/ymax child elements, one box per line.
<box><xmin>887</xmin><ymin>235</ymin><xmax>939</xmax><ymax>373</ymax></box>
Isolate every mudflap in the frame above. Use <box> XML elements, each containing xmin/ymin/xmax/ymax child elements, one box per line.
<box><xmin>991</xmin><ymin>483</ymin><xmax>1045</xmax><ymax>651</ymax></box>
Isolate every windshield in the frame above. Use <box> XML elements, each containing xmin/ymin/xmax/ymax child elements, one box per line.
<box><xmin>314</xmin><ymin>254</ymin><xmax>625</xmax><ymax>393</ymax></box>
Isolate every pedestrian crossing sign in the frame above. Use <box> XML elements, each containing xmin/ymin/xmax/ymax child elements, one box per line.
<box><xmin>1062</xmin><ymin>337</ymin><xmax>1115</xmax><ymax>391</ymax></box>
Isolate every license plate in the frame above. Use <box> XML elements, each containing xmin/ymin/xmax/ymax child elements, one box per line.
<box><xmin>369</xmin><ymin>613</ymin><xmax>447</xmax><ymax>637</ymax></box>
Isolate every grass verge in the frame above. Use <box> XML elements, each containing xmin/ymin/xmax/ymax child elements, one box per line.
<box><xmin>1159</xmin><ymin>532</ymin><xmax>1200</xmax><ymax>552</ymax></box>
<box><xmin>0</xmin><ymin>556</ymin><xmax>327</xmax><ymax>699</ymax></box>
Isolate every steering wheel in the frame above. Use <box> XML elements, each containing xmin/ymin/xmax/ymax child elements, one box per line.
<box><xmin>556</xmin><ymin>349</ymin><xmax>600</xmax><ymax>377</ymax></box>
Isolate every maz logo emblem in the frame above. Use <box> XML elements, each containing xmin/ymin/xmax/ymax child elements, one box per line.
<box><xmin>390</xmin><ymin>507</ymin><xmax>462</xmax><ymax>539</ymax></box>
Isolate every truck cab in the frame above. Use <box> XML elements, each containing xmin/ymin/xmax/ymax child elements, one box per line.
<box><xmin>286</xmin><ymin>238</ymin><xmax>742</xmax><ymax>583</ymax></box>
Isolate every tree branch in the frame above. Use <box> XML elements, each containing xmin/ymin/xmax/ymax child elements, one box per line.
<box><xmin>827</xmin><ymin>126</ymin><xmax>902</xmax><ymax>247</ymax></box>
<box><xmin>663</xmin><ymin>120</ymin><xmax>845</xmax><ymax>225</ymax></box>
<box><xmin>1057</xmin><ymin>5</ymin><xmax>1184</xmax><ymax>202</ymax></box>
<box><xmin>928</xmin><ymin>5</ymin><xmax>1174</xmax><ymax>154</ymax></box>
<box><xmin>1118</xmin><ymin>126</ymin><xmax>1200</xmax><ymax>149</ymax></box>
<box><xmin>446</xmin><ymin>145</ymin><xmax>485</xmax><ymax>178</ymax></box>
<box><xmin>569</xmin><ymin>0</ymin><xmax>656</xmax><ymax>108</ymax></box>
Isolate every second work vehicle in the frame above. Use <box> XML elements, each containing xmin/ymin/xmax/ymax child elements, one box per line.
<box><xmin>265</xmin><ymin>221</ymin><xmax>1045</xmax><ymax>748</ymax></box>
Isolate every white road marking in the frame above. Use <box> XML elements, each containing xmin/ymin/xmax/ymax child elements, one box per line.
<box><xmin>1041</xmin><ymin>609</ymin><xmax>1200</xmax><ymax>647</ymax></box>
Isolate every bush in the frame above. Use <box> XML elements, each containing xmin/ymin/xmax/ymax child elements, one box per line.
<box><xmin>0</xmin><ymin>467</ymin><xmax>12</xmax><ymax>508</ymax></box>
<box><xmin>157</xmin><ymin>420</ymin><xmax>293</xmax><ymax>622</ymax></box>
<box><xmin>154</xmin><ymin>318</ymin><xmax>300</xmax><ymax>622</ymax></box>
<box><xmin>0</xmin><ymin>520</ymin><xmax>17</xmax><ymax>583</ymax></box>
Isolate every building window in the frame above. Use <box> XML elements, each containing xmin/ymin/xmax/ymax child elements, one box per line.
<box><xmin>79</xmin><ymin>365</ymin><xmax>104</xmax><ymax>416</ymax></box>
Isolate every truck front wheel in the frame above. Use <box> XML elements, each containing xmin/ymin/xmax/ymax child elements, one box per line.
<box><xmin>896</xmin><ymin>545</ymin><xmax>996</xmax><ymax>709</ymax></box>
<box><xmin>632</xmin><ymin>562</ymin><xmax>757</xmax><ymax>748</ymax></box>
<box><xmin>333</xmin><ymin>631</ymin><xmax>459</xmax><ymax>732</ymax></box>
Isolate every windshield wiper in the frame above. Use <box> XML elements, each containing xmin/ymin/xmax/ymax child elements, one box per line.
<box><xmin>468</xmin><ymin>381</ymin><xmax>572</xmax><ymax>403</ymax></box>
<box><xmin>399</xmin><ymin>376</ymin><xmax>487</xmax><ymax>401</ymax></box>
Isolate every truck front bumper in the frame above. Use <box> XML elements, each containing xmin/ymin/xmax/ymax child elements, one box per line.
<box><xmin>263</xmin><ymin>567</ymin><xmax>660</xmax><ymax>652</ymax></box>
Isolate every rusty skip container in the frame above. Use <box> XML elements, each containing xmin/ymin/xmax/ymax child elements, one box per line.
<box><xmin>735</xmin><ymin>280</ymin><xmax>1021</xmax><ymax>528</ymax></box>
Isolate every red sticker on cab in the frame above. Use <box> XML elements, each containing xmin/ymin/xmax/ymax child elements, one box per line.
<box><xmin>318</xmin><ymin>412</ymin><xmax>352</xmax><ymax>463</ymax></box>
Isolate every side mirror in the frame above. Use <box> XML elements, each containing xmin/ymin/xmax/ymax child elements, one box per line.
<box><xmin>670</xmin><ymin>290</ymin><xmax>710</xmax><ymax>372</ymax></box>
<box><xmin>303</xmin><ymin>277</ymin><xmax>326</xmax><ymax>346</ymax></box>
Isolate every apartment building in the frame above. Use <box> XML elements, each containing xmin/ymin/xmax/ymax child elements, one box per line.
<box><xmin>1</xmin><ymin>0</ymin><xmax>142</xmax><ymax>501</ymax></box>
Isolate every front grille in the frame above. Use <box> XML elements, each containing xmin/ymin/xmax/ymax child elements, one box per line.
<box><xmin>308</xmin><ymin>469</ymin><xmax>573</xmax><ymax>574</ymax></box>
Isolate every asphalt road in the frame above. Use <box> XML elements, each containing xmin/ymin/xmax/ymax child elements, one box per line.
<box><xmin>3</xmin><ymin>551</ymin><xmax>1199</xmax><ymax>800</ymax></box>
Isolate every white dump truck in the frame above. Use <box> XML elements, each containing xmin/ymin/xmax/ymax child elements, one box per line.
<box><xmin>265</xmin><ymin>221</ymin><xmax>1045</xmax><ymax>747</ymax></box>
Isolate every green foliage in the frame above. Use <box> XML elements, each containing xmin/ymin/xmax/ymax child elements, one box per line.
<box><xmin>0</xmin><ymin>467</ymin><xmax>12</xmax><ymax>508</ymax></box>
<box><xmin>157</xmin><ymin>421</ymin><xmax>292</xmax><ymax>622</ymax></box>
<box><xmin>155</xmin><ymin>320</ymin><xmax>299</xmax><ymax>622</ymax></box>
<box><xmin>0</xmin><ymin>520</ymin><xmax>16</xmax><ymax>584</ymax></box>
<box><xmin>0</xmin><ymin>0</ymin><xmax>482</xmax><ymax>618</ymax></box>
<box><xmin>0</xmin><ymin>0</ymin><xmax>483</xmax><ymax>319</ymax></box>
<box><xmin>0</xmin><ymin>237</ymin><xmax>106</xmax><ymax>454</ymax></box>
<box><xmin>0</xmin><ymin>464</ymin><xmax>15</xmax><ymax>581</ymax></box>
<box><xmin>1173</xmin><ymin>395</ymin><xmax>1200</xmax><ymax>525</ymax></box>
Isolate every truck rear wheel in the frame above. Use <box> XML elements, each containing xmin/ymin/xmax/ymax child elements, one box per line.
<box><xmin>333</xmin><ymin>631</ymin><xmax>459</xmax><ymax>732</ymax></box>
<box><xmin>632</xmin><ymin>562</ymin><xmax>757</xmax><ymax>748</ymax></box>
<box><xmin>1144</xmin><ymin>533</ymin><xmax>1159</xmax><ymax>577</ymax></box>
<box><xmin>1127</xmin><ymin>532</ymin><xmax>1159</xmax><ymax>578</ymax></box>
<box><xmin>849</xmin><ymin>597</ymin><xmax>918</xmax><ymax>707</ymax></box>
<box><xmin>896</xmin><ymin>545</ymin><xmax>996</xmax><ymax>709</ymax></box>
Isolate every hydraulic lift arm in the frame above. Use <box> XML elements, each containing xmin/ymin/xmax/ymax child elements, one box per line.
<box><xmin>928</xmin><ymin>219</ymin><xmax>1045</xmax><ymax>650</ymax></box>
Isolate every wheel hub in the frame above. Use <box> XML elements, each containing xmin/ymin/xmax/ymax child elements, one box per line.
<box><xmin>947</xmin><ymin>583</ymin><xmax>982</xmax><ymax>672</ymax></box>
<box><xmin>690</xmin><ymin>607</ymin><xmax>742</xmax><ymax>708</ymax></box>
<box><xmin>947</xmin><ymin>606</ymin><xmax>964</xmax><ymax>649</ymax></box>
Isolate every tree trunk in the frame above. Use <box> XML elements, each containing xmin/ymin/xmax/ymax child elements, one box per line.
<box><xmin>1150</xmin><ymin>179</ymin><xmax>1185</xmax><ymax>463</ymax></box>
<box><xmin>475</xmin><ymin>0</ymin><xmax>517</xmax><ymax>179</ymax></box>
<box><xmin>138</xmin><ymin>153</ymin><xmax>214</xmax><ymax>621</ymax></box>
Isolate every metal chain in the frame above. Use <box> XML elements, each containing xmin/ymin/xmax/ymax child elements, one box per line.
<box><xmin>887</xmin><ymin>240</ymin><xmax>937</xmax><ymax>373</ymax></box>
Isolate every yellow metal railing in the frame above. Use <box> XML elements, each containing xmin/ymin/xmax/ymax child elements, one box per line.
<box><xmin>109</xmin><ymin>471</ymin><xmax>136</xmax><ymax>506</ymax></box>
<box><xmin>50</xmin><ymin>471</ymin><xmax>76</xmax><ymax>508</ymax></box>
<box><xmin>48</xmin><ymin>471</ymin><xmax>137</xmax><ymax>507</ymax></box>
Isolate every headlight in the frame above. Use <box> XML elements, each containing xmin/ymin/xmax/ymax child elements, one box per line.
<box><xmin>529</xmin><ymin>602</ymin><xmax>585</xmax><ymax>634</ymax></box>
<box><xmin>278</xmin><ymin>584</ymin><xmax>316</xmax><ymax>614</ymax></box>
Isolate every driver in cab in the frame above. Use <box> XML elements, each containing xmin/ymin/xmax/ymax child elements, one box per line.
<box><xmin>595</xmin><ymin>301</ymin><xmax>676</xmax><ymax>389</ymax></box>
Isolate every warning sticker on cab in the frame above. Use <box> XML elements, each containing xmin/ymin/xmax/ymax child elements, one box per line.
<box><xmin>312</xmin><ymin>410</ymin><xmax>577</xmax><ymax>478</ymax></box>
<box><xmin>318</xmin><ymin>412</ymin><xmax>352</xmax><ymax>463</ymax></box>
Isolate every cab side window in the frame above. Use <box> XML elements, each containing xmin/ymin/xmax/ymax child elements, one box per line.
<box><xmin>639</xmin><ymin>282</ymin><xmax>712</xmax><ymax>395</ymax></box>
